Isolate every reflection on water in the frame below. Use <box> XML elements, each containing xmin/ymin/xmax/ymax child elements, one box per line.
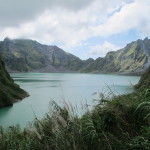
<box><xmin>14</xmin><ymin>79</ymin><xmax>64</xmax><ymax>83</ymax></box>
<box><xmin>0</xmin><ymin>107</ymin><xmax>12</xmax><ymax>118</ymax></box>
<box><xmin>0</xmin><ymin>73</ymin><xmax>140</xmax><ymax>128</ymax></box>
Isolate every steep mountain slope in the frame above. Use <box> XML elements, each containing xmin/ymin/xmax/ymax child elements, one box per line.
<box><xmin>0</xmin><ymin>56</ymin><xmax>28</xmax><ymax>108</ymax></box>
<box><xmin>0</xmin><ymin>38</ymin><xmax>83</xmax><ymax>72</ymax></box>
<box><xmin>136</xmin><ymin>66</ymin><xmax>150</xmax><ymax>90</ymax></box>
<box><xmin>0</xmin><ymin>37</ymin><xmax>150</xmax><ymax>74</ymax></box>
<box><xmin>81</xmin><ymin>38</ymin><xmax>150</xmax><ymax>74</ymax></box>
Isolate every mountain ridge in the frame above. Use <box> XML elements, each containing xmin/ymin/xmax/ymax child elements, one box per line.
<box><xmin>0</xmin><ymin>38</ymin><xmax>83</xmax><ymax>72</ymax></box>
<box><xmin>80</xmin><ymin>37</ymin><xmax>150</xmax><ymax>74</ymax></box>
<box><xmin>0</xmin><ymin>37</ymin><xmax>150</xmax><ymax>74</ymax></box>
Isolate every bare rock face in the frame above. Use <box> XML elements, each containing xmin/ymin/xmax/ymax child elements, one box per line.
<box><xmin>0</xmin><ymin>56</ymin><xmax>28</xmax><ymax>108</ymax></box>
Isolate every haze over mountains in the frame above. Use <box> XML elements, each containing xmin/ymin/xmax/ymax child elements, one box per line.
<box><xmin>0</xmin><ymin>37</ymin><xmax>150</xmax><ymax>75</ymax></box>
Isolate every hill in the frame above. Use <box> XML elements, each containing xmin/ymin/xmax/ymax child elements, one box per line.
<box><xmin>0</xmin><ymin>37</ymin><xmax>150</xmax><ymax>74</ymax></box>
<box><xmin>0</xmin><ymin>56</ymin><xmax>28</xmax><ymax>108</ymax></box>
<box><xmin>0</xmin><ymin>38</ymin><xmax>83</xmax><ymax>72</ymax></box>
<box><xmin>81</xmin><ymin>38</ymin><xmax>150</xmax><ymax>74</ymax></box>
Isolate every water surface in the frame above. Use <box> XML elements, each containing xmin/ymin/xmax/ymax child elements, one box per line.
<box><xmin>0</xmin><ymin>73</ymin><xmax>140</xmax><ymax>128</ymax></box>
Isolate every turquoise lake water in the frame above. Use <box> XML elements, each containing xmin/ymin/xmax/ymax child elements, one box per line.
<box><xmin>0</xmin><ymin>73</ymin><xmax>140</xmax><ymax>128</ymax></box>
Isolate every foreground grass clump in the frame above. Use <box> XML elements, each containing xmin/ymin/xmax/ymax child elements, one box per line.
<box><xmin>0</xmin><ymin>88</ymin><xmax>150</xmax><ymax>150</ymax></box>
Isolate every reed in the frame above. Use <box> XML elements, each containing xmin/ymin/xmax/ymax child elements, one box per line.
<box><xmin>0</xmin><ymin>88</ymin><xmax>150</xmax><ymax>150</ymax></box>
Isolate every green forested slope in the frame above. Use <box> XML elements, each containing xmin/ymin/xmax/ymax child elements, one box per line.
<box><xmin>0</xmin><ymin>56</ymin><xmax>28</xmax><ymax>107</ymax></box>
<box><xmin>136</xmin><ymin>66</ymin><xmax>150</xmax><ymax>90</ymax></box>
<box><xmin>81</xmin><ymin>38</ymin><xmax>150</xmax><ymax>74</ymax></box>
<box><xmin>0</xmin><ymin>38</ymin><xmax>83</xmax><ymax>72</ymax></box>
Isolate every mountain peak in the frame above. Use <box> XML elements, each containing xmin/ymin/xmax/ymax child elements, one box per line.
<box><xmin>4</xmin><ymin>37</ymin><xmax>11</xmax><ymax>42</ymax></box>
<box><xmin>144</xmin><ymin>37</ymin><xmax>149</xmax><ymax>41</ymax></box>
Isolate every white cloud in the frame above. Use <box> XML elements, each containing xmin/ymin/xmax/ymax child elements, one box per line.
<box><xmin>88</xmin><ymin>41</ymin><xmax>121</xmax><ymax>58</ymax></box>
<box><xmin>0</xmin><ymin>0</ymin><xmax>95</xmax><ymax>27</ymax></box>
<box><xmin>0</xmin><ymin>0</ymin><xmax>124</xmax><ymax>47</ymax></box>
<box><xmin>0</xmin><ymin>0</ymin><xmax>150</xmax><ymax>59</ymax></box>
<box><xmin>93</xmin><ymin>0</ymin><xmax>150</xmax><ymax>37</ymax></box>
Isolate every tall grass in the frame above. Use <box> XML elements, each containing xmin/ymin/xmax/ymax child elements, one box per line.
<box><xmin>0</xmin><ymin>89</ymin><xmax>150</xmax><ymax>150</ymax></box>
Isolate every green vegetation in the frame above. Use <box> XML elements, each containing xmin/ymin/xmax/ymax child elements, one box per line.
<box><xmin>136</xmin><ymin>67</ymin><xmax>150</xmax><ymax>91</ymax></box>
<box><xmin>0</xmin><ymin>38</ymin><xmax>83</xmax><ymax>72</ymax></box>
<box><xmin>0</xmin><ymin>37</ymin><xmax>150</xmax><ymax>74</ymax></box>
<box><xmin>0</xmin><ymin>56</ymin><xmax>28</xmax><ymax>107</ymax></box>
<box><xmin>81</xmin><ymin>38</ymin><xmax>149</xmax><ymax>74</ymax></box>
<box><xmin>0</xmin><ymin>67</ymin><xmax>150</xmax><ymax>150</ymax></box>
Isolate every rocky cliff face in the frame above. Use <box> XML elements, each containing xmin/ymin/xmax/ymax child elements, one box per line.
<box><xmin>0</xmin><ymin>38</ymin><xmax>150</xmax><ymax>74</ymax></box>
<box><xmin>115</xmin><ymin>38</ymin><xmax>150</xmax><ymax>73</ymax></box>
<box><xmin>81</xmin><ymin>38</ymin><xmax>150</xmax><ymax>74</ymax></box>
<box><xmin>0</xmin><ymin>56</ymin><xmax>28</xmax><ymax>108</ymax></box>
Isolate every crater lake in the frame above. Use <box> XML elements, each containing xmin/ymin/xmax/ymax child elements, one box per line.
<box><xmin>0</xmin><ymin>73</ymin><xmax>140</xmax><ymax>128</ymax></box>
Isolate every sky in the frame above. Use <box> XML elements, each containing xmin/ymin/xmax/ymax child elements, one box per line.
<box><xmin>0</xmin><ymin>0</ymin><xmax>150</xmax><ymax>60</ymax></box>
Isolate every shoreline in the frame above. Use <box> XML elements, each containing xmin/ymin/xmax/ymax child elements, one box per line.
<box><xmin>9</xmin><ymin>70</ymin><xmax>142</xmax><ymax>76</ymax></box>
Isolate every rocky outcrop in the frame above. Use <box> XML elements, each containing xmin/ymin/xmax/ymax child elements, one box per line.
<box><xmin>0</xmin><ymin>55</ymin><xmax>28</xmax><ymax>108</ymax></box>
